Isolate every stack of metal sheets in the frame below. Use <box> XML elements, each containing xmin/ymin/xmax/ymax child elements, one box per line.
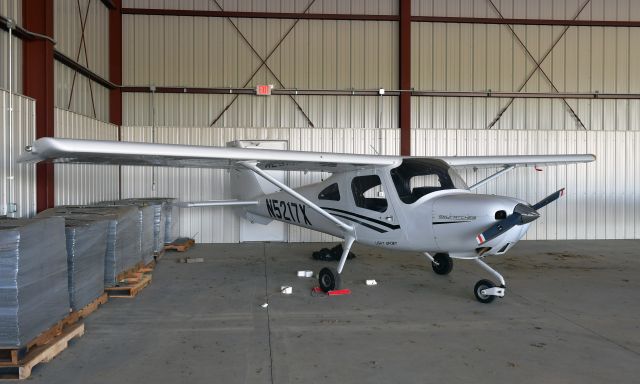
<box><xmin>162</xmin><ymin>199</ymin><xmax>177</xmax><ymax>244</ymax></box>
<box><xmin>100</xmin><ymin>198</ymin><xmax>177</xmax><ymax>252</ymax></box>
<box><xmin>98</xmin><ymin>200</ymin><xmax>160</xmax><ymax>265</ymax></box>
<box><xmin>38</xmin><ymin>206</ymin><xmax>141</xmax><ymax>287</ymax></box>
<box><xmin>62</xmin><ymin>218</ymin><xmax>108</xmax><ymax>310</ymax></box>
<box><xmin>0</xmin><ymin>217</ymin><xmax>70</xmax><ymax>347</ymax></box>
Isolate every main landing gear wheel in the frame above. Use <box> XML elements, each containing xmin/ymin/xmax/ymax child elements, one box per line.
<box><xmin>431</xmin><ymin>253</ymin><xmax>453</xmax><ymax>275</ymax></box>
<box><xmin>474</xmin><ymin>279</ymin><xmax>497</xmax><ymax>304</ymax></box>
<box><xmin>319</xmin><ymin>267</ymin><xmax>341</xmax><ymax>292</ymax></box>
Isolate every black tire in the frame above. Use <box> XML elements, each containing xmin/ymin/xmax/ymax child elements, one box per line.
<box><xmin>431</xmin><ymin>253</ymin><xmax>453</xmax><ymax>275</ymax></box>
<box><xmin>318</xmin><ymin>267</ymin><xmax>341</xmax><ymax>292</ymax></box>
<box><xmin>474</xmin><ymin>279</ymin><xmax>496</xmax><ymax>304</ymax></box>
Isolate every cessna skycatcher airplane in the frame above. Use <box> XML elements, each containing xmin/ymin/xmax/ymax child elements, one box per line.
<box><xmin>20</xmin><ymin>138</ymin><xmax>595</xmax><ymax>303</ymax></box>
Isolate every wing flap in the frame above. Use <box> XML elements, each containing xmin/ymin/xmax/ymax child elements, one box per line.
<box><xmin>438</xmin><ymin>154</ymin><xmax>596</xmax><ymax>169</ymax></box>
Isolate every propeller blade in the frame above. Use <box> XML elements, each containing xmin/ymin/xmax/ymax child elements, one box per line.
<box><xmin>532</xmin><ymin>188</ymin><xmax>565</xmax><ymax>210</ymax></box>
<box><xmin>476</xmin><ymin>204</ymin><xmax>539</xmax><ymax>245</ymax></box>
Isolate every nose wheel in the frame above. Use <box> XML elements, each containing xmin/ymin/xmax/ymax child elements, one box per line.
<box><xmin>473</xmin><ymin>279</ymin><xmax>505</xmax><ymax>303</ymax></box>
<box><xmin>473</xmin><ymin>259</ymin><xmax>506</xmax><ymax>303</ymax></box>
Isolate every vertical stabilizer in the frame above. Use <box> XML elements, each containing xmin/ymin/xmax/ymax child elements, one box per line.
<box><xmin>227</xmin><ymin>140</ymin><xmax>287</xmax><ymax>200</ymax></box>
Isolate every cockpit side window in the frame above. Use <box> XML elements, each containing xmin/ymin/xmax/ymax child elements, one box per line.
<box><xmin>318</xmin><ymin>183</ymin><xmax>341</xmax><ymax>201</ymax></box>
<box><xmin>351</xmin><ymin>175</ymin><xmax>388</xmax><ymax>212</ymax></box>
<box><xmin>390</xmin><ymin>159</ymin><xmax>467</xmax><ymax>204</ymax></box>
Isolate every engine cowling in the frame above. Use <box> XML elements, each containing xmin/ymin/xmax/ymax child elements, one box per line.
<box><xmin>431</xmin><ymin>193</ymin><xmax>528</xmax><ymax>254</ymax></box>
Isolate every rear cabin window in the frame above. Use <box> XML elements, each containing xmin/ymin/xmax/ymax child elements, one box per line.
<box><xmin>318</xmin><ymin>183</ymin><xmax>341</xmax><ymax>201</ymax></box>
<box><xmin>351</xmin><ymin>175</ymin><xmax>388</xmax><ymax>212</ymax></box>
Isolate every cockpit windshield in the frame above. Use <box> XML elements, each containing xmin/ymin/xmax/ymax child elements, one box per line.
<box><xmin>390</xmin><ymin>158</ymin><xmax>468</xmax><ymax>204</ymax></box>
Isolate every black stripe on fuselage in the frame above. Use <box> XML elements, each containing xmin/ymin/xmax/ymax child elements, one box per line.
<box><xmin>433</xmin><ymin>220</ymin><xmax>472</xmax><ymax>225</ymax></box>
<box><xmin>330</xmin><ymin>214</ymin><xmax>388</xmax><ymax>233</ymax></box>
<box><xmin>320</xmin><ymin>207</ymin><xmax>401</xmax><ymax>230</ymax></box>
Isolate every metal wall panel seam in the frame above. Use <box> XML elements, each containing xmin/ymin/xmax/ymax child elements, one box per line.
<box><xmin>0</xmin><ymin>89</ymin><xmax>36</xmax><ymax>217</ymax></box>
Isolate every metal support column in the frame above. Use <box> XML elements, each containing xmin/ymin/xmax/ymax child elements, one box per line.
<box><xmin>399</xmin><ymin>0</ymin><xmax>411</xmax><ymax>156</ymax></box>
<box><xmin>23</xmin><ymin>0</ymin><xmax>55</xmax><ymax>212</ymax></box>
<box><xmin>109</xmin><ymin>0</ymin><xmax>122</xmax><ymax>128</ymax></box>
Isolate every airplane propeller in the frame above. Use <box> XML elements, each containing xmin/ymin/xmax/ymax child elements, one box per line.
<box><xmin>476</xmin><ymin>188</ymin><xmax>565</xmax><ymax>245</ymax></box>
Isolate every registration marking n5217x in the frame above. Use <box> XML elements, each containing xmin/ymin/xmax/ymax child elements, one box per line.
<box><xmin>265</xmin><ymin>199</ymin><xmax>312</xmax><ymax>225</ymax></box>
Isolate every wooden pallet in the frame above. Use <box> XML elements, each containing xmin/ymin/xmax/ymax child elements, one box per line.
<box><xmin>115</xmin><ymin>262</ymin><xmax>144</xmax><ymax>283</ymax></box>
<box><xmin>105</xmin><ymin>274</ymin><xmax>152</xmax><ymax>298</ymax></box>
<box><xmin>0</xmin><ymin>323</ymin><xmax>85</xmax><ymax>380</ymax></box>
<box><xmin>164</xmin><ymin>238</ymin><xmax>195</xmax><ymax>252</ymax></box>
<box><xmin>65</xmin><ymin>293</ymin><xmax>109</xmax><ymax>326</ymax></box>
<box><xmin>140</xmin><ymin>259</ymin><xmax>155</xmax><ymax>272</ymax></box>
<box><xmin>0</xmin><ymin>292</ymin><xmax>107</xmax><ymax>369</ymax></box>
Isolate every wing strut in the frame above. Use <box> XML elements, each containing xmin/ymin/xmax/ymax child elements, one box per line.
<box><xmin>468</xmin><ymin>165</ymin><xmax>516</xmax><ymax>191</ymax></box>
<box><xmin>238</xmin><ymin>161</ymin><xmax>355</xmax><ymax>235</ymax></box>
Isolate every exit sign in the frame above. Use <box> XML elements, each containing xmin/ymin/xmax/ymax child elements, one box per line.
<box><xmin>256</xmin><ymin>84</ymin><xmax>273</xmax><ymax>96</ymax></box>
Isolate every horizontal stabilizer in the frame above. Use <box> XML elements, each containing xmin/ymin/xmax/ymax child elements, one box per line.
<box><xmin>176</xmin><ymin>200</ymin><xmax>258</xmax><ymax>208</ymax></box>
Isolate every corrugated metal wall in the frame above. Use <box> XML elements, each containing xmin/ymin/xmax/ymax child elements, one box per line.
<box><xmin>54</xmin><ymin>0</ymin><xmax>110</xmax><ymax>122</ymax></box>
<box><xmin>0</xmin><ymin>0</ymin><xmax>23</xmax><ymax>93</ymax></box>
<box><xmin>411</xmin><ymin>23</ymin><xmax>640</xmax><ymax>130</ymax></box>
<box><xmin>54</xmin><ymin>108</ymin><xmax>120</xmax><ymax>205</ymax></box>
<box><xmin>412</xmin><ymin>129</ymin><xmax>639</xmax><ymax>240</ymax></box>
<box><xmin>411</xmin><ymin>1</ymin><xmax>640</xmax><ymax>130</ymax></box>
<box><xmin>0</xmin><ymin>89</ymin><xmax>36</xmax><ymax>217</ymax></box>
<box><xmin>121</xmin><ymin>126</ymin><xmax>398</xmax><ymax>242</ymax></box>
<box><xmin>122</xmin><ymin>15</ymin><xmax>398</xmax><ymax>128</ymax></box>
<box><xmin>412</xmin><ymin>0</ymin><xmax>640</xmax><ymax>20</ymax></box>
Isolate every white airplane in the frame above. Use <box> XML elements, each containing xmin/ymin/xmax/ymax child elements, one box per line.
<box><xmin>21</xmin><ymin>138</ymin><xmax>595</xmax><ymax>303</ymax></box>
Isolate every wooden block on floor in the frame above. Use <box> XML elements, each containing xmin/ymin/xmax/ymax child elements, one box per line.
<box><xmin>178</xmin><ymin>257</ymin><xmax>204</xmax><ymax>264</ymax></box>
<box><xmin>105</xmin><ymin>274</ymin><xmax>152</xmax><ymax>298</ymax></box>
<box><xmin>164</xmin><ymin>238</ymin><xmax>195</xmax><ymax>252</ymax></box>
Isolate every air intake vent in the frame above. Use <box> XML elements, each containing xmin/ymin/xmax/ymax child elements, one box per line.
<box><xmin>497</xmin><ymin>243</ymin><xmax>510</xmax><ymax>254</ymax></box>
<box><xmin>495</xmin><ymin>210</ymin><xmax>507</xmax><ymax>220</ymax></box>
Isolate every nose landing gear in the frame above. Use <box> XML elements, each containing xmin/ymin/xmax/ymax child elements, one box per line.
<box><xmin>473</xmin><ymin>279</ymin><xmax>505</xmax><ymax>303</ymax></box>
<box><xmin>424</xmin><ymin>252</ymin><xmax>507</xmax><ymax>303</ymax></box>
<box><xmin>473</xmin><ymin>258</ymin><xmax>506</xmax><ymax>303</ymax></box>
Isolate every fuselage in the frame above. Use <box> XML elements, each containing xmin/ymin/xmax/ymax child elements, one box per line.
<box><xmin>241</xmin><ymin>159</ymin><xmax>529</xmax><ymax>259</ymax></box>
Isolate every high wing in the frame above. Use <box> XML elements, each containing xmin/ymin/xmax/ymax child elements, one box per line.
<box><xmin>19</xmin><ymin>138</ymin><xmax>399</xmax><ymax>172</ymax></box>
<box><xmin>20</xmin><ymin>138</ymin><xmax>595</xmax><ymax>172</ymax></box>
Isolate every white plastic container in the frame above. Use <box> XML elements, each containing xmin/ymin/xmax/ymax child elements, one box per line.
<box><xmin>281</xmin><ymin>286</ymin><xmax>293</xmax><ymax>294</ymax></box>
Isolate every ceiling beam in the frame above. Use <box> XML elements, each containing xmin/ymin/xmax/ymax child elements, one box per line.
<box><xmin>121</xmin><ymin>8</ymin><xmax>640</xmax><ymax>27</ymax></box>
<box><xmin>121</xmin><ymin>8</ymin><xmax>398</xmax><ymax>21</ymax></box>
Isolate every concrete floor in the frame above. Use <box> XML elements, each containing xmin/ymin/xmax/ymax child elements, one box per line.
<box><xmin>29</xmin><ymin>241</ymin><xmax>639</xmax><ymax>384</ymax></box>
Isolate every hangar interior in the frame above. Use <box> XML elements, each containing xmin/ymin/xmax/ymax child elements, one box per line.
<box><xmin>0</xmin><ymin>0</ymin><xmax>639</xmax><ymax>383</ymax></box>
